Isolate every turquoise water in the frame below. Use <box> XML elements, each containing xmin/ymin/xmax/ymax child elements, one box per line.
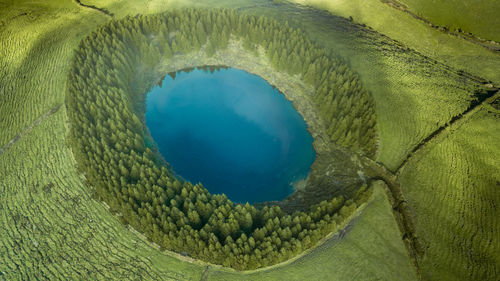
<box><xmin>145</xmin><ymin>68</ymin><xmax>315</xmax><ymax>203</ymax></box>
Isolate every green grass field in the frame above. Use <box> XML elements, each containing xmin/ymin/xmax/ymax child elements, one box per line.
<box><xmin>289</xmin><ymin>0</ymin><xmax>500</xmax><ymax>83</ymax></box>
<box><xmin>398</xmin><ymin>108</ymin><xmax>500</xmax><ymax>281</ymax></box>
<box><xmin>0</xmin><ymin>109</ymin><xmax>205</xmax><ymax>280</ymax></box>
<box><xmin>399</xmin><ymin>0</ymin><xmax>500</xmax><ymax>42</ymax></box>
<box><xmin>1</xmin><ymin>0</ymin><xmax>499</xmax><ymax>280</ymax></box>
<box><xmin>0</xmin><ymin>0</ymin><xmax>107</xmax><ymax>147</ymax></box>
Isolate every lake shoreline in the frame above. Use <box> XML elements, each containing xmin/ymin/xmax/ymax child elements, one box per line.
<box><xmin>145</xmin><ymin>67</ymin><xmax>316</xmax><ymax>203</ymax></box>
<box><xmin>138</xmin><ymin>39</ymin><xmax>365</xmax><ymax>210</ymax></box>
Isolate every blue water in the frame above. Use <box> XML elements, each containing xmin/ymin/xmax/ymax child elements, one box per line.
<box><xmin>145</xmin><ymin>68</ymin><xmax>316</xmax><ymax>203</ymax></box>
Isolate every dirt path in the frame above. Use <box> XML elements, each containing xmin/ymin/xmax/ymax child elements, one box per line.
<box><xmin>74</xmin><ymin>0</ymin><xmax>114</xmax><ymax>17</ymax></box>
<box><xmin>396</xmin><ymin>87</ymin><xmax>500</xmax><ymax>174</ymax></box>
<box><xmin>0</xmin><ymin>104</ymin><xmax>62</xmax><ymax>156</ymax></box>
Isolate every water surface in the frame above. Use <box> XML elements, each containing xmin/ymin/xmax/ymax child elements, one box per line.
<box><xmin>146</xmin><ymin>68</ymin><xmax>315</xmax><ymax>203</ymax></box>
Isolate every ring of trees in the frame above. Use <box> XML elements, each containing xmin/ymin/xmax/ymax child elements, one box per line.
<box><xmin>66</xmin><ymin>8</ymin><xmax>377</xmax><ymax>269</ymax></box>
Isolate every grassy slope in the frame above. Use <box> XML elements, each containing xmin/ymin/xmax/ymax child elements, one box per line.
<box><xmin>0</xmin><ymin>0</ymin><xmax>418</xmax><ymax>280</ymax></box>
<box><xmin>289</xmin><ymin>0</ymin><xmax>500</xmax><ymax>84</ymax></box>
<box><xmin>398</xmin><ymin>108</ymin><xmax>500</xmax><ymax>281</ymax></box>
<box><xmin>0</xmin><ymin>109</ymin><xmax>204</xmax><ymax>280</ymax></box>
<box><xmin>400</xmin><ymin>0</ymin><xmax>500</xmax><ymax>42</ymax></box>
<box><xmin>281</xmin><ymin>0</ymin><xmax>499</xmax><ymax>169</ymax></box>
<box><xmin>0</xmin><ymin>0</ymin><xmax>90</xmax><ymax>146</ymax></box>
<box><xmin>80</xmin><ymin>0</ymin><xmax>256</xmax><ymax>17</ymax></box>
<box><xmin>0</xmin><ymin>1</ymin><xmax>201</xmax><ymax>279</ymax></box>
<box><xmin>206</xmin><ymin>182</ymin><xmax>417</xmax><ymax>281</ymax></box>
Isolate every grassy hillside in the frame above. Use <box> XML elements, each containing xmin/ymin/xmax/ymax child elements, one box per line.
<box><xmin>0</xmin><ymin>0</ymin><xmax>106</xmax><ymax>146</ymax></box>
<box><xmin>400</xmin><ymin>0</ymin><xmax>500</xmax><ymax>42</ymax></box>
<box><xmin>0</xmin><ymin>109</ymin><xmax>205</xmax><ymax>280</ymax></box>
<box><xmin>288</xmin><ymin>1</ymin><xmax>500</xmax><ymax>279</ymax></box>
<box><xmin>291</xmin><ymin>1</ymin><xmax>500</xmax><ymax>279</ymax></box>
<box><xmin>0</xmin><ymin>1</ymin><xmax>202</xmax><ymax>279</ymax></box>
<box><xmin>398</xmin><ymin>108</ymin><xmax>500</xmax><ymax>281</ymax></box>
<box><xmin>289</xmin><ymin>0</ymin><xmax>500</xmax><ymax>84</ymax></box>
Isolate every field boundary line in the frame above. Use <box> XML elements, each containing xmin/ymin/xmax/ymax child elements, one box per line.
<box><xmin>396</xmin><ymin>88</ymin><xmax>500</xmax><ymax>174</ymax></box>
<box><xmin>0</xmin><ymin>104</ymin><xmax>62</xmax><ymax>156</ymax></box>
<box><xmin>74</xmin><ymin>0</ymin><xmax>114</xmax><ymax>17</ymax></box>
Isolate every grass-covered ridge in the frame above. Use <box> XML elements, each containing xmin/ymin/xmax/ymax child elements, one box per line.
<box><xmin>398</xmin><ymin>0</ymin><xmax>500</xmax><ymax>42</ymax></box>
<box><xmin>288</xmin><ymin>0</ymin><xmax>500</xmax><ymax>84</ymax></box>
<box><xmin>65</xmin><ymin>8</ymin><xmax>377</xmax><ymax>269</ymax></box>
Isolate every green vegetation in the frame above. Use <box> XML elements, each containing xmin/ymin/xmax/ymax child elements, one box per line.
<box><xmin>0</xmin><ymin>0</ymin><xmax>106</xmax><ymax>148</ymax></box>
<box><xmin>242</xmin><ymin>0</ymin><xmax>486</xmax><ymax>172</ymax></box>
<box><xmin>288</xmin><ymin>0</ymin><xmax>500</xmax><ymax>83</ymax></box>
<box><xmin>1</xmin><ymin>0</ymin><xmax>498</xmax><ymax>280</ymax></box>
<box><xmin>0</xmin><ymin>109</ymin><xmax>205</xmax><ymax>280</ymax></box>
<box><xmin>65</xmin><ymin>9</ymin><xmax>376</xmax><ymax>269</ymax></box>
<box><xmin>399</xmin><ymin>0</ymin><xmax>500</xmax><ymax>42</ymax></box>
<box><xmin>286</xmin><ymin>1</ymin><xmax>500</xmax><ymax>279</ymax></box>
<box><xmin>398</xmin><ymin>108</ymin><xmax>500</xmax><ymax>281</ymax></box>
<box><xmin>0</xmin><ymin>114</ymin><xmax>413</xmax><ymax>279</ymax></box>
<box><xmin>205</xmin><ymin>182</ymin><xmax>417</xmax><ymax>280</ymax></box>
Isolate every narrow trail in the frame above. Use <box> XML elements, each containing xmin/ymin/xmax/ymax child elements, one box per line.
<box><xmin>0</xmin><ymin>104</ymin><xmax>62</xmax><ymax>156</ymax></box>
<box><xmin>74</xmin><ymin>0</ymin><xmax>114</xmax><ymax>17</ymax></box>
<box><xmin>395</xmin><ymin>86</ymin><xmax>500</xmax><ymax>174</ymax></box>
<box><xmin>199</xmin><ymin>266</ymin><xmax>210</xmax><ymax>281</ymax></box>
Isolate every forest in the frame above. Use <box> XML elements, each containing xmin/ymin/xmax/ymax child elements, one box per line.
<box><xmin>66</xmin><ymin>8</ymin><xmax>377</xmax><ymax>269</ymax></box>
